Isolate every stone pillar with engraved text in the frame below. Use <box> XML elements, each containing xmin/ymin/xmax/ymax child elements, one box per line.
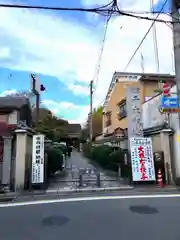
<box><xmin>1</xmin><ymin>136</ymin><xmax>13</xmax><ymax>189</ymax></box>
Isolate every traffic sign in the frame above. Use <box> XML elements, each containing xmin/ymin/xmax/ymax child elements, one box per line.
<box><xmin>161</xmin><ymin>96</ymin><xmax>178</xmax><ymax>108</ymax></box>
<box><xmin>162</xmin><ymin>83</ymin><xmax>171</xmax><ymax>96</ymax></box>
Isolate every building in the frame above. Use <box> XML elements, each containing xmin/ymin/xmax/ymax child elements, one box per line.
<box><xmin>102</xmin><ymin>72</ymin><xmax>175</xmax><ymax>137</ymax></box>
<box><xmin>0</xmin><ymin>96</ymin><xmax>33</xmax><ymax>191</ymax></box>
<box><xmin>142</xmin><ymin>85</ymin><xmax>180</xmax><ymax>184</ymax></box>
<box><xmin>0</xmin><ymin>97</ymin><xmax>32</xmax><ymax>127</ymax></box>
<box><xmin>59</xmin><ymin>123</ymin><xmax>81</xmax><ymax>150</ymax></box>
<box><xmin>67</xmin><ymin>123</ymin><xmax>81</xmax><ymax>150</ymax></box>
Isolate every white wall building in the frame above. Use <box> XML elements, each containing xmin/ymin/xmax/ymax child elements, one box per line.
<box><xmin>142</xmin><ymin>85</ymin><xmax>180</xmax><ymax>179</ymax></box>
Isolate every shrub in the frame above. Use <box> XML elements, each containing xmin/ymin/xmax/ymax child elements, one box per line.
<box><xmin>83</xmin><ymin>143</ymin><xmax>92</xmax><ymax>158</ymax></box>
<box><xmin>91</xmin><ymin>145</ymin><xmax>113</xmax><ymax>168</ymax></box>
<box><xmin>108</xmin><ymin>148</ymin><xmax>124</xmax><ymax>171</ymax></box>
<box><xmin>83</xmin><ymin>143</ymin><xmax>131</xmax><ymax>176</ymax></box>
<box><xmin>58</xmin><ymin>144</ymin><xmax>68</xmax><ymax>155</ymax></box>
<box><xmin>45</xmin><ymin>147</ymin><xmax>63</xmax><ymax>177</ymax></box>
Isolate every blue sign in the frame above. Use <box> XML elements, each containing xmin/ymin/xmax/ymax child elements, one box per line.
<box><xmin>161</xmin><ymin>96</ymin><xmax>179</xmax><ymax>108</ymax></box>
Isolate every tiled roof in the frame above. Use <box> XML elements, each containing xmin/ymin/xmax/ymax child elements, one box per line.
<box><xmin>0</xmin><ymin>97</ymin><xmax>30</xmax><ymax>109</ymax></box>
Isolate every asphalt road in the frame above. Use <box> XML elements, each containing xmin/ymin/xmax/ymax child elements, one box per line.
<box><xmin>1</xmin><ymin>194</ymin><xmax>180</xmax><ymax>240</ymax></box>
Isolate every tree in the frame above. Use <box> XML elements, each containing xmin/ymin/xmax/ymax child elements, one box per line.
<box><xmin>92</xmin><ymin>106</ymin><xmax>103</xmax><ymax>137</ymax></box>
<box><xmin>80</xmin><ymin>127</ymin><xmax>89</xmax><ymax>142</ymax></box>
<box><xmin>81</xmin><ymin>106</ymin><xmax>103</xmax><ymax>141</ymax></box>
<box><xmin>34</xmin><ymin>108</ymin><xmax>69</xmax><ymax>141</ymax></box>
<box><xmin>32</xmin><ymin>107</ymin><xmax>52</xmax><ymax>123</ymax></box>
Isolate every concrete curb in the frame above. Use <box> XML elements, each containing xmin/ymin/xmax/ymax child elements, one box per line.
<box><xmin>46</xmin><ymin>186</ymin><xmax>134</xmax><ymax>194</ymax></box>
<box><xmin>133</xmin><ymin>186</ymin><xmax>180</xmax><ymax>192</ymax></box>
<box><xmin>1</xmin><ymin>186</ymin><xmax>180</xmax><ymax>200</ymax></box>
<box><xmin>0</xmin><ymin>193</ymin><xmax>17</xmax><ymax>202</ymax></box>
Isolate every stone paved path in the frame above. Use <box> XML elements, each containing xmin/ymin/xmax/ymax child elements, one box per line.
<box><xmin>48</xmin><ymin>150</ymin><xmax>128</xmax><ymax>191</ymax></box>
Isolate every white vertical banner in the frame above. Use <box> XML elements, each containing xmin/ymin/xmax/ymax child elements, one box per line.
<box><xmin>126</xmin><ymin>86</ymin><xmax>143</xmax><ymax>138</ymax></box>
<box><xmin>130</xmin><ymin>137</ymin><xmax>156</xmax><ymax>181</ymax></box>
<box><xmin>32</xmin><ymin>135</ymin><xmax>44</xmax><ymax>184</ymax></box>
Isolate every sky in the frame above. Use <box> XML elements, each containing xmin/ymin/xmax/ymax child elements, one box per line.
<box><xmin>0</xmin><ymin>0</ymin><xmax>174</xmax><ymax>124</ymax></box>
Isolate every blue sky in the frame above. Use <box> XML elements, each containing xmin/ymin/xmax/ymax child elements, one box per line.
<box><xmin>0</xmin><ymin>0</ymin><xmax>100</xmax><ymax>122</ymax></box>
<box><xmin>0</xmin><ymin>0</ymin><xmax>173</xmax><ymax>123</ymax></box>
<box><xmin>154</xmin><ymin>0</ymin><xmax>171</xmax><ymax>12</ymax></box>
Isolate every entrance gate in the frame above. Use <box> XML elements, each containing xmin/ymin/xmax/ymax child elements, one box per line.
<box><xmin>50</xmin><ymin>164</ymin><xmax>124</xmax><ymax>191</ymax></box>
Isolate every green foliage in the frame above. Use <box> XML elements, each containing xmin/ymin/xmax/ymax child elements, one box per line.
<box><xmin>80</xmin><ymin>128</ymin><xmax>88</xmax><ymax>142</ymax></box>
<box><xmin>91</xmin><ymin>145</ymin><xmax>112</xmax><ymax>167</ymax></box>
<box><xmin>34</xmin><ymin>108</ymin><xmax>69</xmax><ymax>141</ymax></box>
<box><xmin>45</xmin><ymin>147</ymin><xmax>64</xmax><ymax>177</ymax></box>
<box><xmin>56</xmin><ymin>144</ymin><xmax>68</xmax><ymax>155</ymax></box>
<box><xmin>92</xmin><ymin>106</ymin><xmax>103</xmax><ymax>137</ymax></box>
<box><xmin>108</xmin><ymin>148</ymin><xmax>124</xmax><ymax>171</ymax></box>
<box><xmin>82</xmin><ymin>143</ymin><xmax>92</xmax><ymax>158</ymax></box>
<box><xmin>81</xmin><ymin>105</ymin><xmax>103</xmax><ymax>141</ymax></box>
<box><xmin>83</xmin><ymin>143</ymin><xmax>129</xmax><ymax>175</ymax></box>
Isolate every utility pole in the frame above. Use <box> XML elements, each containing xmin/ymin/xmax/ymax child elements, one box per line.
<box><xmin>89</xmin><ymin>80</ymin><xmax>93</xmax><ymax>143</ymax></box>
<box><xmin>31</xmin><ymin>74</ymin><xmax>45</xmax><ymax>126</ymax></box>
<box><xmin>172</xmin><ymin>0</ymin><xmax>180</xmax><ymax>126</ymax></box>
<box><xmin>31</xmin><ymin>74</ymin><xmax>40</xmax><ymax>126</ymax></box>
<box><xmin>36</xmin><ymin>92</ymin><xmax>40</xmax><ymax>126</ymax></box>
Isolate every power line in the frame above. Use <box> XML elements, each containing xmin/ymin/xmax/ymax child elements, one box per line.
<box><xmin>92</xmin><ymin>1</ymin><xmax>122</xmax><ymax>105</ymax></box>
<box><xmin>0</xmin><ymin>3</ymin><xmax>109</xmax><ymax>11</ymax></box>
<box><xmin>89</xmin><ymin>2</ymin><xmax>115</xmax><ymax>137</ymax></box>
<box><xmin>0</xmin><ymin>3</ymin><xmax>178</xmax><ymax>24</ymax></box>
<box><xmin>116</xmin><ymin>10</ymin><xmax>175</xmax><ymax>24</ymax></box>
<box><xmin>124</xmin><ymin>0</ymin><xmax>169</xmax><ymax>71</ymax></box>
<box><xmin>92</xmin><ymin>12</ymin><xmax>113</xmax><ymax>97</ymax></box>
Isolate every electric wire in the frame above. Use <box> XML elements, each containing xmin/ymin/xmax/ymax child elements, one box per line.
<box><xmin>2</xmin><ymin>1</ymin><xmax>177</xmax><ymax>120</ymax></box>
<box><xmin>0</xmin><ymin>3</ymin><xmax>179</xmax><ymax>24</ymax></box>
<box><xmin>124</xmin><ymin>0</ymin><xmax>169</xmax><ymax>71</ymax></box>
<box><xmin>92</xmin><ymin>12</ymin><xmax>112</xmax><ymax>97</ymax></box>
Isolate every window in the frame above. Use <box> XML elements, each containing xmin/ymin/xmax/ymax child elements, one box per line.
<box><xmin>105</xmin><ymin>112</ymin><xmax>112</xmax><ymax>126</ymax></box>
<box><xmin>117</xmin><ymin>101</ymin><xmax>127</xmax><ymax>120</ymax></box>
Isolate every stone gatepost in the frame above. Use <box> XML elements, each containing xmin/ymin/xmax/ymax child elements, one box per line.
<box><xmin>14</xmin><ymin>129</ymin><xmax>28</xmax><ymax>191</ymax></box>
<box><xmin>1</xmin><ymin>136</ymin><xmax>13</xmax><ymax>190</ymax></box>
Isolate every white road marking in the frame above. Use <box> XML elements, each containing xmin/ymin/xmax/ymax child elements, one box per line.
<box><xmin>1</xmin><ymin>193</ymin><xmax>180</xmax><ymax>208</ymax></box>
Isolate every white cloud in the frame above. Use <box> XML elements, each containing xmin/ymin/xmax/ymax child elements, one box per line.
<box><xmin>0</xmin><ymin>0</ymin><xmax>174</xmax><ymax>123</ymax></box>
<box><xmin>42</xmin><ymin>100</ymin><xmax>89</xmax><ymax>123</ymax></box>
<box><xmin>0</xmin><ymin>47</ymin><xmax>11</xmax><ymax>59</ymax></box>
<box><xmin>0</xmin><ymin>3</ymin><xmax>99</xmax><ymax>84</ymax></box>
<box><xmin>68</xmin><ymin>84</ymin><xmax>89</xmax><ymax>96</ymax></box>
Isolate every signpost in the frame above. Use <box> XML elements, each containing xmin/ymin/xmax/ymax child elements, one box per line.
<box><xmin>126</xmin><ymin>86</ymin><xmax>157</xmax><ymax>182</ymax></box>
<box><xmin>126</xmin><ymin>87</ymin><xmax>143</xmax><ymax>138</ymax></box>
<box><xmin>31</xmin><ymin>135</ymin><xmax>45</xmax><ymax>185</ymax></box>
<box><xmin>161</xmin><ymin>96</ymin><xmax>179</xmax><ymax>112</ymax></box>
<box><xmin>162</xmin><ymin>82</ymin><xmax>171</xmax><ymax>96</ymax></box>
<box><xmin>159</xmin><ymin>81</ymin><xmax>179</xmax><ymax>113</ymax></box>
<box><xmin>130</xmin><ymin>137</ymin><xmax>156</xmax><ymax>181</ymax></box>
<box><xmin>161</xmin><ymin>96</ymin><xmax>178</xmax><ymax>108</ymax></box>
